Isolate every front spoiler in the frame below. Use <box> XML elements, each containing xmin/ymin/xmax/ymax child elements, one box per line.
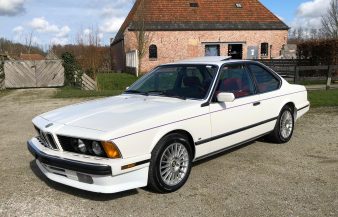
<box><xmin>27</xmin><ymin>140</ymin><xmax>112</xmax><ymax>175</ymax></box>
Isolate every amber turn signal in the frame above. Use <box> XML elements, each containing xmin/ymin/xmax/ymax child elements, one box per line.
<box><xmin>101</xmin><ymin>141</ymin><xmax>122</xmax><ymax>159</ymax></box>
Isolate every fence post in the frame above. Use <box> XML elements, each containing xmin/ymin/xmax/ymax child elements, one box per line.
<box><xmin>294</xmin><ymin>66</ymin><xmax>299</xmax><ymax>84</ymax></box>
<box><xmin>326</xmin><ymin>65</ymin><xmax>332</xmax><ymax>90</ymax></box>
<box><xmin>0</xmin><ymin>57</ymin><xmax>5</xmax><ymax>90</ymax></box>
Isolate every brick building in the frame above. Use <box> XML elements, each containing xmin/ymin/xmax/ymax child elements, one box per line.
<box><xmin>111</xmin><ymin>0</ymin><xmax>289</xmax><ymax>73</ymax></box>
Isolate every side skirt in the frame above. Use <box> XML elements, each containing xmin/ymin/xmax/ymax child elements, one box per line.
<box><xmin>193</xmin><ymin>131</ymin><xmax>272</xmax><ymax>162</ymax></box>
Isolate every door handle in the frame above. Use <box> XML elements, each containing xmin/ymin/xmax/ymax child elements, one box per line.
<box><xmin>253</xmin><ymin>102</ymin><xmax>261</xmax><ymax>106</ymax></box>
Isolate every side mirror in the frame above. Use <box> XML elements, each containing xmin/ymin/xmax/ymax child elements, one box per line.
<box><xmin>217</xmin><ymin>92</ymin><xmax>235</xmax><ymax>103</ymax></box>
<box><xmin>126</xmin><ymin>86</ymin><xmax>129</xmax><ymax>90</ymax></box>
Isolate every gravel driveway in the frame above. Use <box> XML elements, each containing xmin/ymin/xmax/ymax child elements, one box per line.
<box><xmin>0</xmin><ymin>89</ymin><xmax>337</xmax><ymax>217</ymax></box>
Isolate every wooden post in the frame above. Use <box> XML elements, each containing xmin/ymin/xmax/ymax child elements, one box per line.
<box><xmin>0</xmin><ymin>57</ymin><xmax>5</xmax><ymax>90</ymax></box>
<box><xmin>326</xmin><ymin>65</ymin><xmax>332</xmax><ymax>90</ymax></box>
<box><xmin>294</xmin><ymin>66</ymin><xmax>299</xmax><ymax>84</ymax></box>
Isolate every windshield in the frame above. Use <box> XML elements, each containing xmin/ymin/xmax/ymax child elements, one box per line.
<box><xmin>125</xmin><ymin>64</ymin><xmax>219</xmax><ymax>100</ymax></box>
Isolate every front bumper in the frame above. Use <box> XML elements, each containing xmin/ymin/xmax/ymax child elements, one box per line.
<box><xmin>27</xmin><ymin>138</ymin><xmax>150</xmax><ymax>194</ymax></box>
<box><xmin>28</xmin><ymin>140</ymin><xmax>112</xmax><ymax>175</ymax></box>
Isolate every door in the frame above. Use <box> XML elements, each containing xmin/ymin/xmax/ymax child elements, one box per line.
<box><xmin>228</xmin><ymin>44</ymin><xmax>243</xmax><ymax>59</ymax></box>
<box><xmin>199</xmin><ymin>63</ymin><xmax>261</xmax><ymax>155</ymax></box>
<box><xmin>246</xmin><ymin>63</ymin><xmax>283</xmax><ymax>127</ymax></box>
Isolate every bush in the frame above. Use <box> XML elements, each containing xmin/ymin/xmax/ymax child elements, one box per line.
<box><xmin>297</xmin><ymin>39</ymin><xmax>338</xmax><ymax>65</ymax></box>
<box><xmin>61</xmin><ymin>52</ymin><xmax>82</xmax><ymax>87</ymax></box>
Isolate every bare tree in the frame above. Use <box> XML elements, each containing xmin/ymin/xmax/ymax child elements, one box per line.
<box><xmin>321</xmin><ymin>0</ymin><xmax>338</xmax><ymax>39</ymax></box>
<box><xmin>297</xmin><ymin>27</ymin><xmax>305</xmax><ymax>41</ymax></box>
<box><xmin>132</xmin><ymin>0</ymin><xmax>152</xmax><ymax>75</ymax></box>
<box><xmin>310</xmin><ymin>28</ymin><xmax>319</xmax><ymax>39</ymax></box>
<box><xmin>24</xmin><ymin>31</ymin><xmax>34</xmax><ymax>54</ymax></box>
<box><xmin>52</xmin><ymin>26</ymin><xmax>111</xmax><ymax>78</ymax></box>
<box><xmin>289</xmin><ymin>28</ymin><xmax>297</xmax><ymax>39</ymax></box>
<box><xmin>76</xmin><ymin>26</ymin><xmax>101</xmax><ymax>46</ymax></box>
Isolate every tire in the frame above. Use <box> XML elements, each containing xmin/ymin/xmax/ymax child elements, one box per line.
<box><xmin>148</xmin><ymin>133</ymin><xmax>193</xmax><ymax>193</ymax></box>
<box><xmin>268</xmin><ymin>106</ymin><xmax>295</xmax><ymax>143</ymax></box>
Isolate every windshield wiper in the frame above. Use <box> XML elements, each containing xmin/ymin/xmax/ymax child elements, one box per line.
<box><xmin>165</xmin><ymin>95</ymin><xmax>187</xmax><ymax>100</ymax></box>
<box><xmin>145</xmin><ymin>91</ymin><xmax>186</xmax><ymax>100</ymax></box>
<box><xmin>126</xmin><ymin>90</ymin><xmax>186</xmax><ymax>100</ymax></box>
<box><xmin>124</xmin><ymin>90</ymin><xmax>147</xmax><ymax>95</ymax></box>
<box><xmin>145</xmin><ymin>91</ymin><xmax>166</xmax><ymax>96</ymax></box>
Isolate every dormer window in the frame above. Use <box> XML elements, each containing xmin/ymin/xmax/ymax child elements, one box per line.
<box><xmin>235</xmin><ymin>3</ymin><xmax>242</xmax><ymax>8</ymax></box>
<box><xmin>190</xmin><ymin>2</ymin><xmax>199</xmax><ymax>8</ymax></box>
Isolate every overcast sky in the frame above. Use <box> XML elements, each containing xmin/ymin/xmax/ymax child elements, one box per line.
<box><xmin>0</xmin><ymin>0</ymin><xmax>332</xmax><ymax>47</ymax></box>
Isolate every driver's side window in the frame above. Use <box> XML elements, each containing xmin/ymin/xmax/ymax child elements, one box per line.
<box><xmin>215</xmin><ymin>64</ymin><xmax>255</xmax><ymax>99</ymax></box>
<box><xmin>138</xmin><ymin>68</ymin><xmax>177</xmax><ymax>92</ymax></box>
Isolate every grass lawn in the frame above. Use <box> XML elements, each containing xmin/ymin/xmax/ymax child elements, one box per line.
<box><xmin>97</xmin><ymin>73</ymin><xmax>138</xmax><ymax>91</ymax></box>
<box><xmin>54</xmin><ymin>73</ymin><xmax>138</xmax><ymax>98</ymax></box>
<box><xmin>308</xmin><ymin>88</ymin><xmax>338</xmax><ymax>107</ymax></box>
<box><xmin>299</xmin><ymin>80</ymin><xmax>328</xmax><ymax>85</ymax></box>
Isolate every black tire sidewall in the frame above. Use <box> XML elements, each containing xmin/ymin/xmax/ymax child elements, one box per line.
<box><xmin>150</xmin><ymin>133</ymin><xmax>193</xmax><ymax>193</ymax></box>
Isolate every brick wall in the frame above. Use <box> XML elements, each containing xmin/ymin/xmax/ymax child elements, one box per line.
<box><xmin>122</xmin><ymin>30</ymin><xmax>288</xmax><ymax>73</ymax></box>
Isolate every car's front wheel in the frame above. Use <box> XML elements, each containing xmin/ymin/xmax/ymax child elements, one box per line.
<box><xmin>148</xmin><ymin>133</ymin><xmax>192</xmax><ymax>193</ymax></box>
<box><xmin>269</xmin><ymin>106</ymin><xmax>295</xmax><ymax>143</ymax></box>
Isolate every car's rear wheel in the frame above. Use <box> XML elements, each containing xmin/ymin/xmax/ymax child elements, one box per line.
<box><xmin>269</xmin><ymin>106</ymin><xmax>295</xmax><ymax>143</ymax></box>
<box><xmin>148</xmin><ymin>133</ymin><xmax>192</xmax><ymax>193</ymax></box>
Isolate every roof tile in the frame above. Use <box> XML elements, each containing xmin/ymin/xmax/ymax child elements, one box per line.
<box><xmin>113</xmin><ymin>0</ymin><xmax>288</xmax><ymax>44</ymax></box>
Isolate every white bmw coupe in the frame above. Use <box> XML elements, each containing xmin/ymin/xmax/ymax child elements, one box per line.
<box><xmin>28</xmin><ymin>57</ymin><xmax>309</xmax><ymax>194</ymax></box>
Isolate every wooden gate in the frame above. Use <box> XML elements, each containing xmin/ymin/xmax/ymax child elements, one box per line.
<box><xmin>35</xmin><ymin>60</ymin><xmax>64</xmax><ymax>87</ymax></box>
<box><xmin>4</xmin><ymin>60</ymin><xmax>64</xmax><ymax>88</ymax></box>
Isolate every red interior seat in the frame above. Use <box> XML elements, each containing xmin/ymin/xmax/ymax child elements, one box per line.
<box><xmin>219</xmin><ymin>78</ymin><xmax>250</xmax><ymax>98</ymax></box>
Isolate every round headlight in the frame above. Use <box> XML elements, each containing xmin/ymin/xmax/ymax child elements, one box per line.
<box><xmin>78</xmin><ymin>139</ymin><xmax>87</xmax><ymax>153</ymax></box>
<box><xmin>92</xmin><ymin>141</ymin><xmax>103</xmax><ymax>156</ymax></box>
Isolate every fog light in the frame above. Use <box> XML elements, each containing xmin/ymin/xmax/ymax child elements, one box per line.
<box><xmin>78</xmin><ymin>139</ymin><xmax>87</xmax><ymax>153</ymax></box>
<box><xmin>77</xmin><ymin>173</ymin><xmax>93</xmax><ymax>184</ymax></box>
<box><xmin>92</xmin><ymin>141</ymin><xmax>103</xmax><ymax>156</ymax></box>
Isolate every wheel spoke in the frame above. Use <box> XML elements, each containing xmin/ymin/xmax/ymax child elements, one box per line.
<box><xmin>161</xmin><ymin>167</ymin><xmax>170</xmax><ymax>176</ymax></box>
<box><xmin>164</xmin><ymin>171</ymin><xmax>171</xmax><ymax>181</ymax></box>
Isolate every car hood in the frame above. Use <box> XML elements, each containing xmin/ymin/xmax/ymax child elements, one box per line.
<box><xmin>40</xmin><ymin>94</ymin><xmax>200</xmax><ymax>133</ymax></box>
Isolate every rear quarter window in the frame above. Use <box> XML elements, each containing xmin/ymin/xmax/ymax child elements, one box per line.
<box><xmin>248</xmin><ymin>64</ymin><xmax>280</xmax><ymax>93</ymax></box>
